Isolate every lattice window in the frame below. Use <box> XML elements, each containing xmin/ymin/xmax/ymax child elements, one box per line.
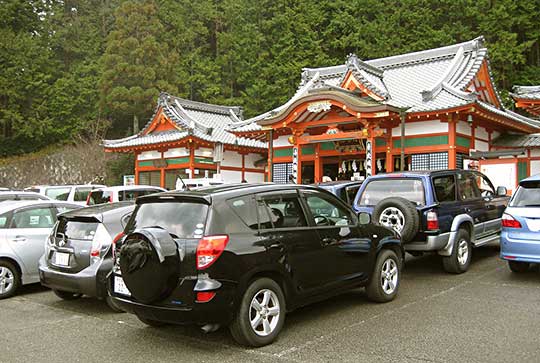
<box><xmin>411</xmin><ymin>152</ymin><xmax>448</xmax><ymax>171</ymax></box>
<box><xmin>272</xmin><ymin>163</ymin><xmax>293</xmax><ymax>184</ymax></box>
<box><xmin>456</xmin><ymin>153</ymin><xmax>466</xmax><ymax>170</ymax></box>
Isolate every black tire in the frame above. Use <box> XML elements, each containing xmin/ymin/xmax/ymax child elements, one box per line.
<box><xmin>0</xmin><ymin>260</ymin><xmax>21</xmax><ymax>300</ymax></box>
<box><xmin>106</xmin><ymin>295</ymin><xmax>125</xmax><ymax>313</ymax></box>
<box><xmin>137</xmin><ymin>315</ymin><xmax>167</xmax><ymax>327</ymax></box>
<box><xmin>372</xmin><ymin>197</ymin><xmax>419</xmax><ymax>243</ymax></box>
<box><xmin>442</xmin><ymin>229</ymin><xmax>471</xmax><ymax>274</ymax></box>
<box><xmin>366</xmin><ymin>249</ymin><xmax>401</xmax><ymax>303</ymax></box>
<box><xmin>229</xmin><ymin>278</ymin><xmax>286</xmax><ymax>347</ymax></box>
<box><xmin>53</xmin><ymin>289</ymin><xmax>83</xmax><ymax>300</ymax></box>
<box><xmin>508</xmin><ymin>261</ymin><xmax>529</xmax><ymax>273</ymax></box>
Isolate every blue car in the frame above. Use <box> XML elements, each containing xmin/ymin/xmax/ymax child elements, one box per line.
<box><xmin>500</xmin><ymin>174</ymin><xmax>540</xmax><ymax>272</ymax></box>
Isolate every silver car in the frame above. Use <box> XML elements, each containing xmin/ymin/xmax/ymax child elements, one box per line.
<box><xmin>39</xmin><ymin>202</ymin><xmax>134</xmax><ymax>311</ymax></box>
<box><xmin>0</xmin><ymin>201</ymin><xmax>82</xmax><ymax>299</ymax></box>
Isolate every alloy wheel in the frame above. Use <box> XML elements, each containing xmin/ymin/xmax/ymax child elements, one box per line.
<box><xmin>0</xmin><ymin>267</ymin><xmax>14</xmax><ymax>295</ymax></box>
<box><xmin>379</xmin><ymin>207</ymin><xmax>405</xmax><ymax>234</ymax></box>
<box><xmin>249</xmin><ymin>289</ymin><xmax>280</xmax><ymax>337</ymax></box>
<box><xmin>380</xmin><ymin>258</ymin><xmax>398</xmax><ymax>295</ymax></box>
<box><xmin>457</xmin><ymin>239</ymin><xmax>469</xmax><ymax>266</ymax></box>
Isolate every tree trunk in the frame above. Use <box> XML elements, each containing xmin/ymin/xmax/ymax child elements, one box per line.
<box><xmin>133</xmin><ymin>114</ymin><xmax>139</xmax><ymax>134</ymax></box>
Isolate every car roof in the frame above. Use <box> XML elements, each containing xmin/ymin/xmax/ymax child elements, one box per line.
<box><xmin>58</xmin><ymin>201</ymin><xmax>135</xmax><ymax>222</ymax></box>
<box><xmin>520</xmin><ymin>173</ymin><xmax>540</xmax><ymax>183</ymax></box>
<box><xmin>0</xmin><ymin>191</ymin><xmax>46</xmax><ymax>196</ymax></box>
<box><xmin>0</xmin><ymin>200</ymin><xmax>80</xmax><ymax>214</ymax></box>
<box><xmin>137</xmin><ymin>183</ymin><xmax>330</xmax><ymax>204</ymax></box>
<box><xmin>314</xmin><ymin>180</ymin><xmax>363</xmax><ymax>187</ymax></box>
<box><xmin>92</xmin><ymin>185</ymin><xmax>165</xmax><ymax>192</ymax></box>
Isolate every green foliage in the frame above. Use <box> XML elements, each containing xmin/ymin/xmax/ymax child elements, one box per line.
<box><xmin>1</xmin><ymin>0</ymin><xmax>540</xmax><ymax>157</ymax></box>
<box><xmin>105</xmin><ymin>153</ymin><xmax>134</xmax><ymax>185</ymax></box>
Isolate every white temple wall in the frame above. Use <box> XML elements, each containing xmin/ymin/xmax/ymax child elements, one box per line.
<box><xmin>391</xmin><ymin>120</ymin><xmax>447</xmax><ymax>137</ymax></box>
<box><xmin>221</xmin><ymin>150</ymin><xmax>243</xmax><ymax>167</ymax></box>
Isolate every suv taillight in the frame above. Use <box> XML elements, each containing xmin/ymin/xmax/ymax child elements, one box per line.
<box><xmin>196</xmin><ymin>235</ymin><xmax>229</xmax><ymax>270</ymax></box>
<box><xmin>426</xmin><ymin>210</ymin><xmax>439</xmax><ymax>230</ymax></box>
<box><xmin>112</xmin><ymin>232</ymin><xmax>125</xmax><ymax>258</ymax></box>
<box><xmin>502</xmin><ymin>213</ymin><xmax>521</xmax><ymax>228</ymax></box>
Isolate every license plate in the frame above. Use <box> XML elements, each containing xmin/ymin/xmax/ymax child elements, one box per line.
<box><xmin>54</xmin><ymin>252</ymin><xmax>70</xmax><ymax>266</ymax></box>
<box><xmin>526</xmin><ymin>218</ymin><xmax>540</xmax><ymax>232</ymax></box>
<box><xmin>114</xmin><ymin>276</ymin><xmax>131</xmax><ymax>296</ymax></box>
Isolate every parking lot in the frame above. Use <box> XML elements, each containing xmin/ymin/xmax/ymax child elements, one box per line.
<box><xmin>2</xmin><ymin>243</ymin><xmax>539</xmax><ymax>363</ymax></box>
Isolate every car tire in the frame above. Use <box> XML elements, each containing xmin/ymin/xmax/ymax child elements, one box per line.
<box><xmin>366</xmin><ymin>249</ymin><xmax>401</xmax><ymax>303</ymax></box>
<box><xmin>229</xmin><ymin>278</ymin><xmax>286</xmax><ymax>347</ymax></box>
<box><xmin>0</xmin><ymin>260</ymin><xmax>21</xmax><ymax>300</ymax></box>
<box><xmin>442</xmin><ymin>229</ymin><xmax>471</xmax><ymax>274</ymax></box>
<box><xmin>53</xmin><ymin>289</ymin><xmax>83</xmax><ymax>300</ymax></box>
<box><xmin>106</xmin><ymin>295</ymin><xmax>125</xmax><ymax>313</ymax></box>
<box><xmin>372</xmin><ymin>197</ymin><xmax>419</xmax><ymax>243</ymax></box>
<box><xmin>137</xmin><ymin>315</ymin><xmax>167</xmax><ymax>327</ymax></box>
<box><xmin>508</xmin><ymin>261</ymin><xmax>529</xmax><ymax>273</ymax></box>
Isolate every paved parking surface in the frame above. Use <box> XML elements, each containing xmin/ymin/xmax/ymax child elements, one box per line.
<box><xmin>2</xmin><ymin>244</ymin><xmax>540</xmax><ymax>363</ymax></box>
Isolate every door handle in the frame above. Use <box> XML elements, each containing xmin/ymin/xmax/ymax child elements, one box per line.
<box><xmin>12</xmin><ymin>236</ymin><xmax>27</xmax><ymax>242</ymax></box>
<box><xmin>322</xmin><ymin>237</ymin><xmax>338</xmax><ymax>245</ymax></box>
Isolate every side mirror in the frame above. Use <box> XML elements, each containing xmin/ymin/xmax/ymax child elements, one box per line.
<box><xmin>358</xmin><ymin>212</ymin><xmax>371</xmax><ymax>225</ymax></box>
<box><xmin>496</xmin><ymin>186</ymin><xmax>507</xmax><ymax>196</ymax></box>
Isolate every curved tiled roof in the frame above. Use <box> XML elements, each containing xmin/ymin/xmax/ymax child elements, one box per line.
<box><xmin>104</xmin><ymin>93</ymin><xmax>266</xmax><ymax>150</ymax></box>
<box><xmin>511</xmin><ymin>85</ymin><xmax>540</xmax><ymax>100</ymax></box>
<box><xmin>239</xmin><ymin>36</ymin><xmax>539</xmax><ymax>132</ymax></box>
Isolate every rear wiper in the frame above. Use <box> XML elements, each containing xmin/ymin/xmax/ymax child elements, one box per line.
<box><xmin>522</xmin><ymin>204</ymin><xmax>540</xmax><ymax>207</ymax></box>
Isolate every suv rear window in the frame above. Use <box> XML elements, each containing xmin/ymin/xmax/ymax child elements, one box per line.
<box><xmin>126</xmin><ymin>201</ymin><xmax>208</xmax><ymax>238</ymax></box>
<box><xmin>57</xmin><ymin>219</ymin><xmax>98</xmax><ymax>240</ymax></box>
<box><xmin>359</xmin><ymin>178</ymin><xmax>425</xmax><ymax>206</ymax></box>
<box><xmin>510</xmin><ymin>180</ymin><xmax>540</xmax><ymax>207</ymax></box>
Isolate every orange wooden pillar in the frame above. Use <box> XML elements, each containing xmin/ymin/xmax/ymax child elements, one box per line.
<box><xmin>134</xmin><ymin>152</ymin><xmax>140</xmax><ymax>184</ymax></box>
<box><xmin>189</xmin><ymin>142</ymin><xmax>195</xmax><ymax>178</ymax></box>
<box><xmin>267</xmin><ymin>130</ymin><xmax>273</xmax><ymax>182</ymax></box>
<box><xmin>448</xmin><ymin>114</ymin><xmax>457</xmax><ymax>169</ymax></box>
<box><xmin>314</xmin><ymin>143</ymin><xmax>322</xmax><ymax>183</ymax></box>
<box><xmin>296</xmin><ymin>144</ymin><xmax>302</xmax><ymax>184</ymax></box>
<box><xmin>385</xmin><ymin>127</ymin><xmax>393</xmax><ymax>172</ymax></box>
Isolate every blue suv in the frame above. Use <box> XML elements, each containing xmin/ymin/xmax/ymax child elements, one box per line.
<box><xmin>353</xmin><ymin>170</ymin><xmax>509</xmax><ymax>273</ymax></box>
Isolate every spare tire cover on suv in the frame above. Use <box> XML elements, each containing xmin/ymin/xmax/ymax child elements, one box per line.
<box><xmin>372</xmin><ymin>197</ymin><xmax>419</xmax><ymax>243</ymax></box>
<box><xmin>119</xmin><ymin>227</ymin><xmax>180</xmax><ymax>304</ymax></box>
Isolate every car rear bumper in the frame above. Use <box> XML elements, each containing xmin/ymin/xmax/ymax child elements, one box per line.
<box><xmin>109</xmin><ymin>277</ymin><xmax>237</xmax><ymax>325</ymax></box>
<box><xmin>39</xmin><ymin>257</ymin><xmax>111</xmax><ymax>298</ymax></box>
<box><xmin>403</xmin><ymin>233</ymin><xmax>449</xmax><ymax>252</ymax></box>
<box><xmin>500</xmin><ymin>232</ymin><xmax>540</xmax><ymax>263</ymax></box>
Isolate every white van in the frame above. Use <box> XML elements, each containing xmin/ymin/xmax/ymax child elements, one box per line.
<box><xmin>25</xmin><ymin>185</ymin><xmax>106</xmax><ymax>206</ymax></box>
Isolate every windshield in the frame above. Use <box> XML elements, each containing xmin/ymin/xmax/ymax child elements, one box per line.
<box><xmin>126</xmin><ymin>201</ymin><xmax>208</xmax><ymax>238</ymax></box>
<box><xmin>510</xmin><ymin>181</ymin><xmax>540</xmax><ymax>207</ymax></box>
<box><xmin>359</xmin><ymin>178</ymin><xmax>425</xmax><ymax>206</ymax></box>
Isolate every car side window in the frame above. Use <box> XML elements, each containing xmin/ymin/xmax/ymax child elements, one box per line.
<box><xmin>345</xmin><ymin>185</ymin><xmax>360</xmax><ymax>205</ymax></box>
<box><xmin>474</xmin><ymin>173</ymin><xmax>495</xmax><ymax>198</ymax></box>
<box><xmin>56</xmin><ymin>205</ymin><xmax>78</xmax><ymax>214</ymax></box>
<box><xmin>304</xmin><ymin>193</ymin><xmax>354</xmax><ymax>226</ymax></box>
<box><xmin>457</xmin><ymin>173</ymin><xmax>481</xmax><ymax>200</ymax></box>
<box><xmin>11</xmin><ymin>207</ymin><xmax>55</xmax><ymax>228</ymax></box>
<box><xmin>227</xmin><ymin>195</ymin><xmax>259</xmax><ymax>230</ymax></box>
<box><xmin>74</xmin><ymin>187</ymin><xmax>92</xmax><ymax>202</ymax></box>
<box><xmin>258</xmin><ymin>194</ymin><xmax>307</xmax><ymax>229</ymax></box>
<box><xmin>0</xmin><ymin>214</ymin><xmax>7</xmax><ymax>228</ymax></box>
<box><xmin>433</xmin><ymin>175</ymin><xmax>456</xmax><ymax>202</ymax></box>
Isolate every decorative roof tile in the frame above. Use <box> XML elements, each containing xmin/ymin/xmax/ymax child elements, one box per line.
<box><xmin>511</xmin><ymin>85</ymin><xmax>540</xmax><ymax>100</ymax></box>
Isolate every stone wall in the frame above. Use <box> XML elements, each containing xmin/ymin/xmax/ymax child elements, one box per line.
<box><xmin>0</xmin><ymin>142</ymin><xmax>116</xmax><ymax>189</ymax></box>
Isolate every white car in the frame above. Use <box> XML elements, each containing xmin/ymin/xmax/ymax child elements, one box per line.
<box><xmin>175</xmin><ymin>177</ymin><xmax>226</xmax><ymax>190</ymax></box>
<box><xmin>0</xmin><ymin>200</ymin><xmax>82</xmax><ymax>299</ymax></box>
<box><xmin>86</xmin><ymin>185</ymin><xmax>166</xmax><ymax>205</ymax></box>
<box><xmin>25</xmin><ymin>185</ymin><xmax>106</xmax><ymax>205</ymax></box>
<box><xmin>0</xmin><ymin>191</ymin><xmax>51</xmax><ymax>203</ymax></box>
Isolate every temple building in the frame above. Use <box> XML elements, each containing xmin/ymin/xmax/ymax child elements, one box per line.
<box><xmin>103</xmin><ymin>37</ymin><xmax>540</xmax><ymax>191</ymax></box>
<box><xmin>230</xmin><ymin>36</ymin><xmax>540</xmax><ymax>191</ymax></box>
<box><xmin>103</xmin><ymin>93</ymin><xmax>267</xmax><ymax>189</ymax></box>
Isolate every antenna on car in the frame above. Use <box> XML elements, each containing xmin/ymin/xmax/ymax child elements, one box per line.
<box><xmin>177</xmin><ymin>174</ymin><xmax>190</xmax><ymax>191</ymax></box>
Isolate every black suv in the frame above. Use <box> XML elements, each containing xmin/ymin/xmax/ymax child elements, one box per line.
<box><xmin>354</xmin><ymin>170</ymin><xmax>509</xmax><ymax>273</ymax></box>
<box><xmin>109</xmin><ymin>184</ymin><xmax>403</xmax><ymax>347</ymax></box>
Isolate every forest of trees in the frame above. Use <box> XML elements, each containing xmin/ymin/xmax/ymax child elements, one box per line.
<box><xmin>1</xmin><ymin>0</ymin><xmax>539</xmax><ymax>157</ymax></box>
